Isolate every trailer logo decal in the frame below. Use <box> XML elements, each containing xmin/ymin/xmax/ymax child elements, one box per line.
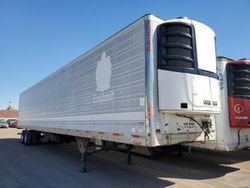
<box><xmin>93</xmin><ymin>52</ymin><xmax>114</xmax><ymax>103</ymax></box>
<box><xmin>96</xmin><ymin>52</ymin><xmax>112</xmax><ymax>92</ymax></box>
<box><xmin>234</xmin><ymin>104</ymin><xmax>244</xmax><ymax>113</ymax></box>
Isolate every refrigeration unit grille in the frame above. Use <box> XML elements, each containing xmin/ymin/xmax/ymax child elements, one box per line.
<box><xmin>158</xmin><ymin>23</ymin><xmax>196</xmax><ymax>71</ymax></box>
<box><xmin>227</xmin><ymin>63</ymin><xmax>250</xmax><ymax>98</ymax></box>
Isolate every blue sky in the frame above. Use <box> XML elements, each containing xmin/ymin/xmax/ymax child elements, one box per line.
<box><xmin>0</xmin><ymin>0</ymin><xmax>249</xmax><ymax>109</ymax></box>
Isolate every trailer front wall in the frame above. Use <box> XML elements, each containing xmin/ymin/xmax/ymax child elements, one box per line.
<box><xmin>19</xmin><ymin>18</ymin><xmax>146</xmax><ymax>143</ymax></box>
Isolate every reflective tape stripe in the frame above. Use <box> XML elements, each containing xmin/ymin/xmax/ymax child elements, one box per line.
<box><xmin>131</xmin><ymin>134</ymin><xmax>141</xmax><ymax>138</ymax></box>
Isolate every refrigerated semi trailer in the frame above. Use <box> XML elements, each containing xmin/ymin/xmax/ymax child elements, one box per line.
<box><xmin>18</xmin><ymin>14</ymin><xmax>220</xmax><ymax>165</ymax></box>
<box><xmin>191</xmin><ymin>56</ymin><xmax>250</xmax><ymax>151</ymax></box>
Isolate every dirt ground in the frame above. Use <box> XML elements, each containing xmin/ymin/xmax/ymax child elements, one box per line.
<box><xmin>0</xmin><ymin>128</ymin><xmax>249</xmax><ymax>188</ymax></box>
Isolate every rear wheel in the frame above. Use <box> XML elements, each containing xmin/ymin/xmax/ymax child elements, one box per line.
<box><xmin>31</xmin><ymin>131</ymin><xmax>39</xmax><ymax>145</ymax></box>
<box><xmin>21</xmin><ymin>130</ymin><xmax>26</xmax><ymax>144</ymax></box>
<box><xmin>24</xmin><ymin>130</ymin><xmax>32</xmax><ymax>146</ymax></box>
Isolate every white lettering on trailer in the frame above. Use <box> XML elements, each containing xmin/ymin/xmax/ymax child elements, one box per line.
<box><xmin>93</xmin><ymin>91</ymin><xmax>114</xmax><ymax>103</ymax></box>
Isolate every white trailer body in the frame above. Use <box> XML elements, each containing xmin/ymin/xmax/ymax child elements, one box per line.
<box><xmin>191</xmin><ymin>57</ymin><xmax>250</xmax><ymax>151</ymax></box>
<box><xmin>18</xmin><ymin>14</ymin><xmax>220</xmax><ymax>148</ymax></box>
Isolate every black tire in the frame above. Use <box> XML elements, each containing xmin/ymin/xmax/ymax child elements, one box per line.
<box><xmin>23</xmin><ymin>131</ymin><xmax>28</xmax><ymax>145</ymax></box>
<box><xmin>31</xmin><ymin>131</ymin><xmax>38</xmax><ymax>145</ymax></box>
<box><xmin>24</xmin><ymin>130</ymin><xmax>32</xmax><ymax>146</ymax></box>
<box><xmin>21</xmin><ymin>130</ymin><xmax>26</xmax><ymax>144</ymax></box>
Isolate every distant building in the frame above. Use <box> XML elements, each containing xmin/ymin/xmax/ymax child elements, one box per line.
<box><xmin>0</xmin><ymin>101</ymin><xmax>18</xmax><ymax>120</ymax></box>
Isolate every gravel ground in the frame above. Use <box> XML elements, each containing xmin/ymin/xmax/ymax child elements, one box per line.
<box><xmin>0</xmin><ymin>128</ymin><xmax>249</xmax><ymax>188</ymax></box>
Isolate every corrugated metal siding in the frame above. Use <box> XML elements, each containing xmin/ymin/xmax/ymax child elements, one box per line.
<box><xmin>19</xmin><ymin>18</ymin><xmax>146</xmax><ymax>135</ymax></box>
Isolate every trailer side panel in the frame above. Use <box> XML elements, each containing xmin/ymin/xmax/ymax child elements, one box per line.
<box><xmin>18</xmin><ymin>18</ymin><xmax>146</xmax><ymax>145</ymax></box>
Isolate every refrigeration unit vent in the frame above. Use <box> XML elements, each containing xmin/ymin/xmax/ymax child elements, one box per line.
<box><xmin>158</xmin><ymin>23</ymin><xmax>196</xmax><ymax>71</ymax></box>
<box><xmin>227</xmin><ymin>64</ymin><xmax>250</xmax><ymax>98</ymax></box>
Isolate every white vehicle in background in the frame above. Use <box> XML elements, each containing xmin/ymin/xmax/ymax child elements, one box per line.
<box><xmin>0</xmin><ymin>119</ymin><xmax>9</xmax><ymax>128</ymax></box>
<box><xmin>18</xmin><ymin>14</ymin><xmax>220</xmax><ymax>171</ymax></box>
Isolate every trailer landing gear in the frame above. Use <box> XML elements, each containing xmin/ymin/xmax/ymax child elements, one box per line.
<box><xmin>126</xmin><ymin>144</ymin><xmax>132</xmax><ymax>165</ymax></box>
<box><xmin>76</xmin><ymin>137</ymin><xmax>134</xmax><ymax>172</ymax></box>
<box><xmin>76</xmin><ymin>137</ymin><xmax>89</xmax><ymax>173</ymax></box>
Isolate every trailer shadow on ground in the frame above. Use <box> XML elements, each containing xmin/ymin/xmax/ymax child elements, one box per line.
<box><xmin>135</xmin><ymin>148</ymin><xmax>250</xmax><ymax>180</ymax></box>
<box><xmin>0</xmin><ymin>138</ymin><xmax>174</xmax><ymax>188</ymax></box>
<box><xmin>95</xmin><ymin>147</ymin><xmax>249</xmax><ymax>181</ymax></box>
<box><xmin>0</xmin><ymin>138</ymin><xmax>249</xmax><ymax>188</ymax></box>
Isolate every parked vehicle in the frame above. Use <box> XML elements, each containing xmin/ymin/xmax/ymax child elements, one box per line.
<box><xmin>9</xmin><ymin>121</ymin><xmax>18</xmax><ymax>128</ymax></box>
<box><xmin>6</xmin><ymin>119</ymin><xmax>17</xmax><ymax>126</ymax></box>
<box><xmin>0</xmin><ymin>119</ymin><xmax>9</xmax><ymax>128</ymax></box>
<box><xmin>190</xmin><ymin>57</ymin><xmax>250</xmax><ymax>151</ymax></box>
<box><xmin>18</xmin><ymin>14</ymin><xmax>220</xmax><ymax>170</ymax></box>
